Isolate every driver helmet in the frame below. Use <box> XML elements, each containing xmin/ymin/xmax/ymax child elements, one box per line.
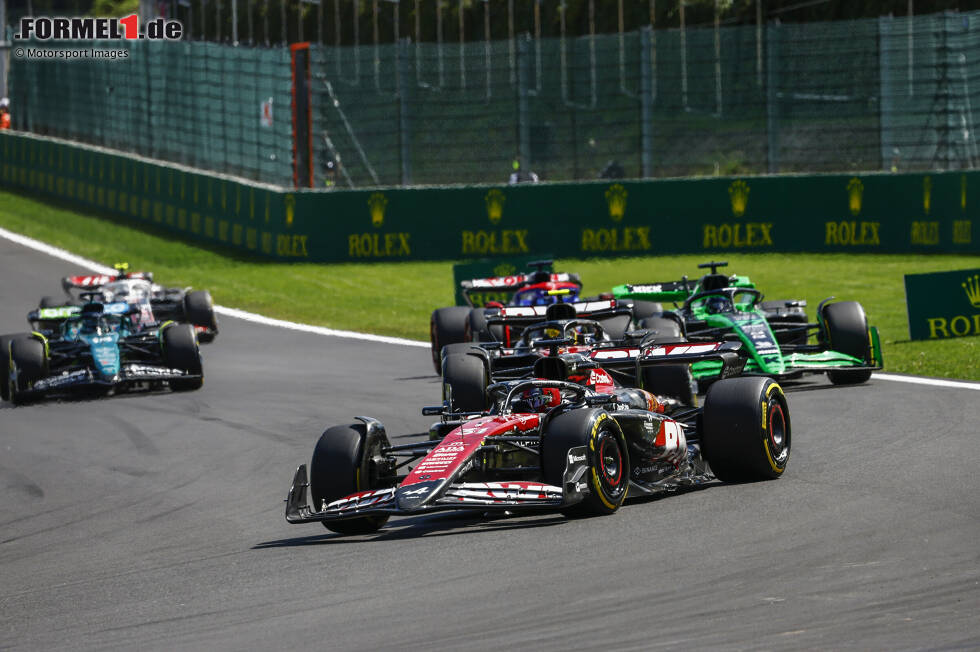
<box><xmin>80</xmin><ymin>313</ymin><xmax>105</xmax><ymax>335</ymax></box>
<box><xmin>515</xmin><ymin>387</ymin><xmax>561</xmax><ymax>413</ymax></box>
<box><xmin>705</xmin><ymin>296</ymin><xmax>728</xmax><ymax>314</ymax></box>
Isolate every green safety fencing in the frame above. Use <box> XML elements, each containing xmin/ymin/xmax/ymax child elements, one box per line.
<box><xmin>8</xmin><ymin>10</ymin><xmax>980</xmax><ymax>188</ymax></box>
<box><xmin>10</xmin><ymin>41</ymin><xmax>294</xmax><ymax>186</ymax></box>
<box><xmin>2</xmin><ymin>131</ymin><xmax>978</xmax><ymax>262</ymax></box>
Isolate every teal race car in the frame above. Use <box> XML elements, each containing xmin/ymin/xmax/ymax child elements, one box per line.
<box><xmin>1</xmin><ymin>298</ymin><xmax>203</xmax><ymax>405</ymax></box>
<box><xmin>612</xmin><ymin>261</ymin><xmax>882</xmax><ymax>386</ymax></box>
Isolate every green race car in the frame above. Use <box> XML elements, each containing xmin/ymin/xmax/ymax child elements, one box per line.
<box><xmin>612</xmin><ymin>261</ymin><xmax>882</xmax><ymax>386</ymax></box>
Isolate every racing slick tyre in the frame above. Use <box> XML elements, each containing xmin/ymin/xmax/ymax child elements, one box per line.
<box><xmin>760</xmin><ymin>300</ymin><xmax>809</xmax><ymax>346</ymax></box>
<box><xmin>466</xmin><ymin>308</ymin><xmax>496</xmax><ymax>343</ymax></box>
<box><xmin>39</xmin><ymin>296</ymin><xmax>61</xmax><ymax>308</ymax></box>
<box><xmin>0</xmin><ymin>333</ymin><xmax>32</xmax><ymax>402</ymax></box>
<box><xmin>184</xmin><ymin>290</ymin><xmax>218</xmax><ymax>343</ymax></box>
<box><xmin>440</xmin><ymin>342</ymin><xmax>485</xmax><ymax>365</ymax></box>
<box><xmin>442</xmin><ymin>352</ymin><xmax>488</xmax><ymax>413</ymax></box>
<box><xmin>631</xmin><ymin>300</ymin><xmax>664</xmax><ymax>323</ymax></box>
<box><xmin>162</xmin><ymin>324</ymin><xmax>204</xmax><ymax>391</ymax></box>
<box><xmin>9</xmin><ymin>337</ymin><xmax>48</xmax><ymax>406</ymax></box>
<box><xmin>310</xmin><ymin>423</ymin><xmax>391</xmax><ymax>535</ymax></box>
<box><xmin>701</xmin><ymin>377</ymin><xmax>790</xmax><ymax>482</ymax></box>
<box><xmin>822</xmin><ymin>301</ymin><xmax>873</xmax><ymax>385</ymax></box>
<box><xmin>429</xmin><ymin>306</ymin><xmax>471</xmax><ymax>373</ymax></box>
<box><xmin>542</xmin><ymin>409</ymin><xmax>629</xmax><ymax>517</ymax></box>
<box><xmin>637</xmin><ymin>316</ymin><xmax>684</xmax><ymax>341</ymax></box>
<box><xmin>637</xmin><ymin>317</ymin><xmax>697</xmax><ymax>406</ymax></box>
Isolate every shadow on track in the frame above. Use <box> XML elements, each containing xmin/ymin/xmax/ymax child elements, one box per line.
<box><xmin>252</xmin><ymin>511</ymin><xmax>568</xmax><ymax>547</ymax></box>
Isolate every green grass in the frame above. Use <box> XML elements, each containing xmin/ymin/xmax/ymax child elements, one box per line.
<box><xmin>1</xmin><ymin>188</ymin><xmax>978</xmax><ymax>380</ymax></box>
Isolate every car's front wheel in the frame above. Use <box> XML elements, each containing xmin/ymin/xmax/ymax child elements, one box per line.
<box><xmin>310</xmin><ymin>423</ymin><xmax>391</xmax><ymax>535</ymax></box>
<box><xmin>822</xmin><ymin>301</ymin><xmax>873</xmax><ymax>385</ymax></box>
<box><xmin>429</xmin><ymin>306</ymin><xmax>471</xmax><ymax>373</ymax></box>
<box><xmin>162</xmin><ymin>323</ymin><xmax>203</xmax><ymax>391</ymax></box>
<box><xmin>701</xmin><ymin>377</ymin><xmax>790</xmax><ymax>482</ymax></box>
<box><xmin>542</xmin><ymin>409</ymin><xmax>629</xmax><ymax>517</ymax></box>
<box><xmin>9</xmin><ymin>337</ymin><xmax>48</xmax><ymax>405</ymax></box>
<box><xmin>442</xmin><ymin>352</ymin><xmax>489</xmax><ymax>413</ymax></box>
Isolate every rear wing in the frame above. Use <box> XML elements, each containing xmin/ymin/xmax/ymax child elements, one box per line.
<box><xmin>28</xmin><ymin>301</ymin><xmax>134</xmax><ymax>327</ymax></box>
<box><xmin>483</xmin><ymin>301</ymin><xmax>632</xmax><ymax>341</ymax></box>
<box><xmin>61</xmin><ymin>272</ymin><xmax>153</xmax><ymax>293</ymax></box>
<box><xmin>590</xmin><ymin>341</ymin><xmax>746</xmax><ymax>380</ymax></box>
<box><xmin>460</xmin><ymin>272</ymin><xmax>582</xmax><ymax>307</ymax></box>
<box><xmin>611</xmin><ymin>280</ymin><xmax>693</xmax><ymax>303</ymax></box>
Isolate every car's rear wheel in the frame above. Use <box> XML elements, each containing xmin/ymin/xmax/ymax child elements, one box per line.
<box><xmin>429</xmin><ymin>306</ymin><xmax>471</xmax><ymax>373</ymax></box>
<box><xmin>184</xmin><ymin>290</ymin><xmax>218</xmax><ymax>343</ymax></box>
<box><xmin>310</xmin><ymin>423</ymin><xmax>391</xmax><ymax>535</ymax></box>
<box><xmin>701</xmin><ymin>377</ymin><xmax>790</xmax><ymax>482</ymax></box>
<box><xmin>442</xmin><ymin>352</ymin><xmax>488</xmax><ymax>413</ymax></box>
<box><xmin>162</xmin><ymin>323</ymin><xmax>203</xmax><ymax>391</ymax></box>
<box><xmin>822</xmin><ymin>301</ymin><xmax>873</xmax><ymax>385</ymax></box>
<box><xmin>542</xmin><ymin>409</ymin><xmax>629</xmax><ymax>517</ymax></box>
<box><xmin>9</xmin><ymin>337</ymin><xmax>48</xmax><ymax>406</ymax></box>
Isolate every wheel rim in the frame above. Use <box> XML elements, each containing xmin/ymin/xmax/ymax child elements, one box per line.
<box><xmin>767</xmin><ymin>399</ymin><xmax>789</xmax><ymax>464</ymax></box>
<box><xmin>595</xmin><ymin>430</ymin><xmax>626</xmax><ymax>499</ymax></box>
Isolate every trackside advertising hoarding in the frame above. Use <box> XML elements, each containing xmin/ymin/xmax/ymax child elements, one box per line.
<box><xmin>2</xmin><ymin>132</ymin><xmax>978</xmax><ymax>262</ymax></box>
<box><xmin>904</xmin><ymin>269</ymin><xmax>980</xmax><ymax>341</ymax></box>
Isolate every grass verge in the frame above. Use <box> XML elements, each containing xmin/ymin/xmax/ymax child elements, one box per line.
<box><xmin>1</xmin><ymin>188</ymin><xmax>978</xmax><ymax>380</ymax></box>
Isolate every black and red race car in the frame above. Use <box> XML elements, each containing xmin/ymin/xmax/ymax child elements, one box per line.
<box><xmin>285</xmin><ymin>341</ymin><xmax>790</xmax><ymax>535</ymax></box>
<box><xmin>31</xmin><ymin>264</ymin><xmax>219</xmax><ymax>343</ymax></box>
<box><xmin>428</xmin><ymin>260</ymin><xmax>659</xmax><ymax>371</ymax></box>
<box><xmin>438</xmin><ymin>304</ymin><xmax>702</xmax><ymax>409</ymax></box>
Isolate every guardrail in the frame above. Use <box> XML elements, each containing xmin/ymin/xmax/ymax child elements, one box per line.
<box><xmin>2</xmin><ymin>132</ymin><xmax>977</xmax><ymax>261</ymax></box>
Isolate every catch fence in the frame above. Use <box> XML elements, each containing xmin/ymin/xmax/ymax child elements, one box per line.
<box><xmin>8</xmin><ymin>9</ymin><xmax>980</xmax><ymax>188</ymax></box>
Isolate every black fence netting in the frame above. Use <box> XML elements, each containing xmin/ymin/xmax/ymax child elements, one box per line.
<box><xmin>9</xmin><ymin>10</ymin><xmax>980</xmax><ymax>188</ymax></box>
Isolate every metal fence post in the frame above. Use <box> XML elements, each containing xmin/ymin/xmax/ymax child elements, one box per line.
<box><xmin>878</xmin><ymin>15</ymin><xmax>893</xmax><ymax>171</ymax></box>
<box><xmin>766</xmin><ymin>21</ymin><xmax>780</xmax><ymax>174</ymax></box>
<box><xmin>517</xmin><ymin>34</ymin><xmax>530</xmax><ymax>168</ymax></box>
<box><xmin>397</xmin><ymin>37</ymin><xmax>412</xmax><ymax>185</ymax></box>
<box><xmin>0</xmin><ymin>0</ymin><xmax>8</xmax><ymax>100</ymax></box>
<box><xmin>640</xmin><ymin>26</ymin><xmax>653</xmax><ymax>177</ymax></box>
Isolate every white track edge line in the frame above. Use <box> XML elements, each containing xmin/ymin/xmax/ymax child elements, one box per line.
<box><xmin>873</xmin><ymin>373</ymin><xmax>980</xmax><ymax>391</ymax></box>
<box><xmin>0</xmin><ymin>225</ymin><xmax>428</xmax><ymax>349</ymax></box>
<box><xmin>3</xmin><ymin>225</ymin><xmax>979</xmax><ymax>382</ymax></box>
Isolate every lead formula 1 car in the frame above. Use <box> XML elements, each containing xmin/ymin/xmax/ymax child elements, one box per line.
<box><xmin>285</xmin><ymin>346</ymin><xmax>789</xmax><ymax>535</ymax></box>
<box><xmin>1</xmin><ymin>299</ymin><xmax>203</xmax><ymax>405</ymax></box>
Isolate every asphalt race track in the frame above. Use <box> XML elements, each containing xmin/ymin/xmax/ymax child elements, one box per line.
<box><xmin>2</xmin><ymin>234</ymin><xmax>979</xmax><ymax>651</ymax></box>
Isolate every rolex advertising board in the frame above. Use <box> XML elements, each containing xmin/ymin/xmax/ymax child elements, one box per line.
<box><xmin>904</xmin><ymin>269</ymin><xmax>980</xmax><ymax>341</ymax></box>
<box><xmin>2</xmin><ymin>131</ymin><xmax>979</xmax><ymax>263</ymax></box>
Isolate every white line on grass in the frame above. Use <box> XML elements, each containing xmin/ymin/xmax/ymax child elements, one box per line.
<box><xmin>0</xmin><ymin>225</ymin><xmax>428</xmax><ymax>349</ymax></box>
<box><xmin>2</xmin><ymin>225</ymin><xmax>978</xmax><ymax>383</ymax></box>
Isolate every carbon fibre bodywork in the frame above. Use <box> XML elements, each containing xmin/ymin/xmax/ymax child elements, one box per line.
<box><xmin>612</xmin><ymin>262</ymin><xmax>882</xmax><ymax>382</ymax></box>
<box><xmin>285</xmin><ymin>342</ymin><xmax>778</xmax><ymax>531</ymax></box>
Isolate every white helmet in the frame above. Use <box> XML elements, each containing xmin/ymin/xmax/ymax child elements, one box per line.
<box><xmin>0</xmin><ymin>98</ymin><xmax>9</xmax><ymax>109</ymax></box>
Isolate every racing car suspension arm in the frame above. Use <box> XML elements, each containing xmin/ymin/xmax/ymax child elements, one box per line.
<box><xmin>479</xmin><ymin>440</ymin><xmax>540</xmax><ymax>456</ymax></box>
